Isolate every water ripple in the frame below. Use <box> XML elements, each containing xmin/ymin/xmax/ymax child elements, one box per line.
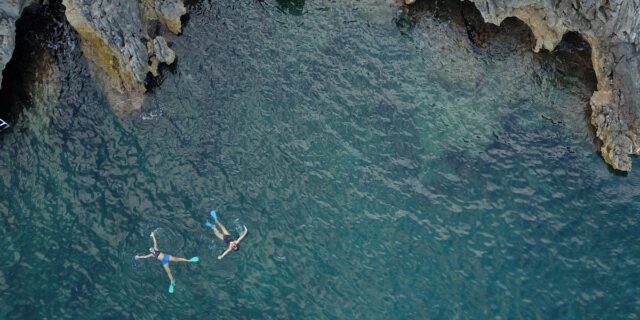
<box><xmin>0</xmin><ymin>0</ymin><xmax>639</xmax><ymax>318</ymax></box>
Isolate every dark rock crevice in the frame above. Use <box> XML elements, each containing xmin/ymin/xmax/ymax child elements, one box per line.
<box><xmin>402</xmin><ymin>0</ymin><xmax>597</xmax><ymax>90</ymax></box>
<box><xmin>0</xmin><ymin>0</ymin><xmax>187</xmax><ymax>121</ymax></box>
<box><xmin>0</xmin><ymin>1</ymin><xmax>68</xmax><ymax>123</ymax></box>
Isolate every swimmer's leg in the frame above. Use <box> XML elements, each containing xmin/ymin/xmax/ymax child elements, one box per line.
<box><xmin>215</xmin><ymin>219</ymin><xmax>230</xmax><ymax>236</ymax></box>
<box><xmin>170</xmin><ymin>256</ymin><xmax>188</xmax><ymax>262</ymax></box>
<box><xmin>163</xmin><ymin>264</ymin><xmax>175</xmax><ymax>282</ymax></box>
<box><xmin>211</xmin><ymin>225</ymin><xmax>224</xmax><ymax>240</ymax></box>
<box><xmin>163</xmin><ymin>264</ymin><xmax>176</xmax><ymax>293</ymax></box>
<box><xmin>170</xmin><ymin>255</ymin><xmax>199</xmax><ymax>263</ymax></box>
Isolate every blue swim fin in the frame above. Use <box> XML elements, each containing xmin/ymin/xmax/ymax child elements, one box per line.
<box><xmin>205</xmin><ymin>220</ymin><xmax>213</xmax><ymax>228</ymax></box>
<box><xmin>210</xmin><ymin>210</ymin><xmax>218</xmax><ymax>221</ymax></box>
<box><xmin>169</xmin><ymin>280</ymin><xmax>175</xmax><ymax>294</ymax></box>
<box><xmin>189</xmin><ymin>257</ymin><xmax>199</xmax><ymax>263</ymax></box>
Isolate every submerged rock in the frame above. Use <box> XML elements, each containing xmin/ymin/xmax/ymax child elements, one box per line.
<box><xmin>407</xmin><ymin>0</ymin><xmax>640</xmax><ymax>171</ymax></box>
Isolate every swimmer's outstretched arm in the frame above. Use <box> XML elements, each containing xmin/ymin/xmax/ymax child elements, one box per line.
<box><xmin>217</xmin><ymin>249</ymin><xmax>232</xmax><ymax>260</ymax></box>
<box><xmin>236</xmin><ymin>226</ymin><xmax>249</xmax><ymax>244</ymax></box>
<box><xmin>150</xmin><ymin>232</ymin><xmax>159</xmax><ymax>251</ymax></box>
<box><xmin>217</xmin><ymin>227</ymin><xmax>248</xmax><ymax>260</ymax></box>
<box><xmin>135</xmin><ymin>253</ymin><xmax>153</xmax><ymax>260</ymax></box>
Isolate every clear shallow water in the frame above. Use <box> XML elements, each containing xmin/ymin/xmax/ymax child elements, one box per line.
<box><xmin>1</xmin><ymin>0</ymin><xmax>639</xmax><ymax>318</ymax></box>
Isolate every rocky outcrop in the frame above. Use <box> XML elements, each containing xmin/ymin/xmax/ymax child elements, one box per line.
<box><xmin>407</xmin><ymin>0</ymin><xmax>640</xmax><ymax>171</ymax></box>
<box><xmin>150</xmin><ymin>35</ymin><xmax>175</xmax><ymax>76</ymax></box>
<box><xmin>472</xmin><ymin>0</ymin><xmax>640</xmax><ymax>171</ymax></box>
<box><xmin>1</xmin><ymin>0</ymin><xmax>186</xmax><ymax>116</ymax></box>
<box><xmin>0</xmin><ymin>2</ymin><xmax>65</xmax><ymax>123</ymax></box>
<box><xmin>61</xmin><ymin>0</ymin><xmax>185</xmax><ymax>116</ymax></box>
<box><xmin>0</xmin><ymin>0</ymin><xmax>37</xmax><ymax>87</ymax></box>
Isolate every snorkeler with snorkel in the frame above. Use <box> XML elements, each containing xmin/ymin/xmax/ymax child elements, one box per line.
<box><xmin>205</xmin><ymin>211</ymin><xmax>248</xmax><ymax>260</ymax></box>
<box><xmin>135</xmin><ymin>231</ymin><xmax>199</xmax><ymax>293</ymax></box>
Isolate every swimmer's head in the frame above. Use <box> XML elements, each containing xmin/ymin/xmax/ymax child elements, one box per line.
<box><xmin>231</xmin><ymin>242</ymin><xmax>240</xmax><ymax>251</ymax></box>
<box><xmin>149</xmin><ymin>247</ymin><xmax>155</xmax><ymax>253</ymax></box>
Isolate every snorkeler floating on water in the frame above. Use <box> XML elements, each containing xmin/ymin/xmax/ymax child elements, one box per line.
<box><xmin>133</xmin><ymin>211</ymin><xmax>246</xmax><ymax>293</ymax></box>
<box><xmin>135</xmin><ymin>231</ymin><xmax>199</xmax><ymax>293</ymax></box>
<box><xmin>205</xmin><ymin>210</ymin><xmax>248</xmax><ymax>260</ymax></box>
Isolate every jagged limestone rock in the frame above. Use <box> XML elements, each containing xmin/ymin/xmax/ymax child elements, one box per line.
<box><xmin>61</xmin><ymin>0</ymin><xmax>185</xmax><ymax>116</ymax></box>
<box><xmin>152</xmin><ymin>0</ymin><xmax>186</xmax><ymax>34</ymax></box>
<box><xmin>1</xmin><ymin>0</ymin><xmax>183</xmax><ymax>116</ymax></box>
<box><xmin>0</xmin><ymin>0</ymin><xmax>37</xmax><ymax>87</ymax></box>
<box><xmin>407</xmin><ymin>0</ymin><xmax>640</xmax><ymax>171</ymax></box>
<box><xmin>153</xmin><ymin>36</ymin><xmax>175</xmax><ymax>64</ymax></box>
<box><xmin>148</xmin><ymin>36</ymin><xmax>174</xmax><ymax>76</ymax></box>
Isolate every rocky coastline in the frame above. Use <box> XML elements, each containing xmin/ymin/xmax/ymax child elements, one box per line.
<box><xmin>406</xmin><ymin>0</ymin><xmax>640</xmax><ymax>171</ymax></box>
<box><xmin>2</xmin><ymin>0</ymin><xmax>640</xmax><ymax>171</ymax></box>
<box><xmin>0</xmin><ymin>1</ymin><xmax>33</xmax><ymax>88</ymax></box>
<box><xmin>0</xmin><ymin>0</ymin><xmax>185</xmax><ymax>117</ymax></box>
<box><xmin>61</xmin><ymin>0</ymin><xmax>185</xmax><ymax>115</ymax></box>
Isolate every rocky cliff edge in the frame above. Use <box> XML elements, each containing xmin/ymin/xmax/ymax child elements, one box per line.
<box><xmin>62</xmin><ymin>0</ymin><xmax>185</xmax><ymax>115</ymax></box>
<box><xmin>407</xmin><ymin>0</ymin><xmax>640</xmax><ymax>171</ymax></box>
<box><xmin>0</xmin><ymin>0</ymin><xmax>185</xmax><ymax>117</ymax></box>
<box><xmin>3</xmin><ymin>0</ymin><xmax>640</xmax><ymax>171</ymax></box>
<box><xmin>0</xmin><ymin>1</ymin><xmax>34</xmax><ymax>87</ymax></box>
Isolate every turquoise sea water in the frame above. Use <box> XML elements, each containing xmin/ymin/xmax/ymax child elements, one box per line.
<box><xmin>1</xmin><ymin>0</ymin><xmax>639</xmax><ymax>318</ymax></box>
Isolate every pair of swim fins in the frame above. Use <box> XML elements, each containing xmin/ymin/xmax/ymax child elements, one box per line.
<box><xmin>168</xmin><ymin>210</ymin><xmax>216</xmax><ymax>294</ymax></box>
<box><xmin>204</xmin><ymin>210</ymin><xmax>218</xmax><ymax>228</ymax></box>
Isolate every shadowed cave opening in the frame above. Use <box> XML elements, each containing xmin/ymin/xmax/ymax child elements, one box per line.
<box><xmin>402</xmin><ymin>0</ymin><xmax>598</xmax><ymax>138</ymax></box>
<box><xmin>0</xmin><ymin>1</ymin><xmax>68</xmax><ymax>125</ymax></box>
<box><xmin>403</xmin><ymin>0</ymin><xmax>596</xmax><ymax>84</ymax></box>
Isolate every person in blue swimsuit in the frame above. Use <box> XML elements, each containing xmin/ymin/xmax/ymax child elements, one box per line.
<box><xmin>135</xmin><ymin>231</ymin><xmax>199</xmax><ymax>293</ymax></box>
<box><xmin>205</xmin><ymin>211</ymin><xmax>248</xmax><ymax>260</ymax></box>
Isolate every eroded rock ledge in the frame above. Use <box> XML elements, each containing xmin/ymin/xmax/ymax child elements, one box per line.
<box><xmin>407</xmin><ymin>0</ymin><xmax>640</xmax><ymax>171</ymax></box>
<box><xmin>0</xmin><ymin>0</ymin><xmax>186</xmax><ymax>117</ymax></box>
<box><xmin>62</xmin><ymin>0</ymin><xmax>186</xmax><ymax>115</ymax></box>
